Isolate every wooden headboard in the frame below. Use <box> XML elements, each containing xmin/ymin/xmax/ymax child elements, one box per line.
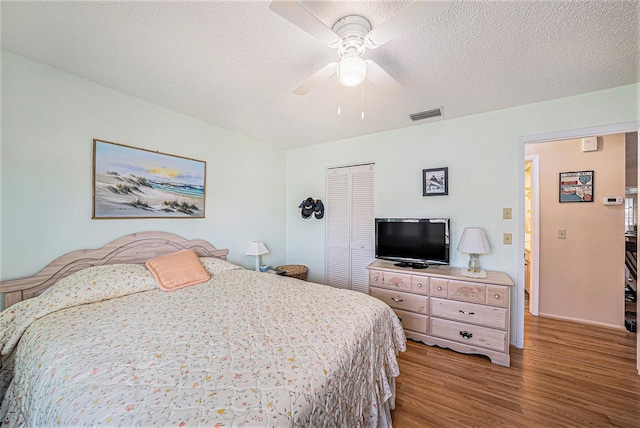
<box><xmin>0</xmin><ymin>231</ymin><xmax>229</xmax><ymax>308</ymax></box>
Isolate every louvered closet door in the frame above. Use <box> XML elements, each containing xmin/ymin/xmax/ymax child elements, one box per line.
<box><xmin>326</xmin><ymin>167</ymin><xmax>350</xmax><ymax>289</ymax></box>
<box><xmin>350</xmin><ymin>165</ymin><xmax>374</xmax><ymax>293</ymax></box>
<box><xmin>325</xmin><ymin>164</ymin><xmax>374</xmax><ymax>292</ymax></box>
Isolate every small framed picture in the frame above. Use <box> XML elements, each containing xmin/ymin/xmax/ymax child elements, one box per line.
<box><xmin>423</xmin><ymin>167</ymin><xmax>448</xmax><ymax>196</ymax></box>
<box><xmin>559</xmin><ymin>170</ymin><xmax>594</xmax><ymax>203</ymax></box>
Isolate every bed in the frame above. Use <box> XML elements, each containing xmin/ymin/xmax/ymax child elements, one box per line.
<box><xmin>0</xmin><ymin>231</ymin><xmax>406</xmax><ymax>427</ymax></box>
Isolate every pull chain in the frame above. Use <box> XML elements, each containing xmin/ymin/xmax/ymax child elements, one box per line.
<box><xmin>361</xmin><ymin>83</ymin><xmax>365</xmax><ymax>120</ymax></box>
<box><xmin>337</xmin><ymin>82</ymin><xmax>342</xmax><ymax>116</ymax></box>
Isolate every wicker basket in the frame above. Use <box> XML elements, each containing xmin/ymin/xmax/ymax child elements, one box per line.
<box><xmin>276</xmin><ymin>264</ymin><xmax>308</xmax><ymax>281</ymax></box>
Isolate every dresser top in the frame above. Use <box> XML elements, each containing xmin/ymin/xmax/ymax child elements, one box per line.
<box><xmin>367</xmin><ymin>260</ymin><xmax>514</xmax><ymax>287</ymax></box>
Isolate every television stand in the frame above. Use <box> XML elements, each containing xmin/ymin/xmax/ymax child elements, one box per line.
<box><xmin>394</xmin><ymin>262</ymin><xmax>429</xmax><ymax>269</ymax></box>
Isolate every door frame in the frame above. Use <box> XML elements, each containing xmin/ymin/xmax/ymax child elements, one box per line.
<box><xmin>524</xmin><ymin>155</ymin><xmax>540</xmax><ymax>316</ymax></box>
<box><xmin>516</xmin><ymin>121</ymin><xmax>639</xmax><ymax>351</ymax></box>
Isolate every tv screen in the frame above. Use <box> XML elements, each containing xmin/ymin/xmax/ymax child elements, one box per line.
<box><xmin>375</xmin><ymin>218</ymin><xmax>450</xmax><ymax>268</ymax></box>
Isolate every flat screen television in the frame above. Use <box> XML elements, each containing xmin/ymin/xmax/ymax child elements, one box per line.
<box><xmin>375</xmin><ymin>218</ymin><xmax>450</xmax><ymax>268</ymax></box>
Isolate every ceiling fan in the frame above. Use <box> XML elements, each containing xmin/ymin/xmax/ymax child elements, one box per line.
<box><xmin>269</xmin><ymin>0</ymin><xmax>452</xmax><ymax>95</ymax></box>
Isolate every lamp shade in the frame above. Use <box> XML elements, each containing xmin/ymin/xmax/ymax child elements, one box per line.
<box><xmin>245</xmin><ymin>241</ymin><xmax>269</xmax><ymax>256</ymax></box>
<box><xmin>457</xmin><ymin>227</ymin><xmax>491</xmax><ymax>254</ymax></box>
<box><xmin>338</xmin><ymin>56</ymin><xmax>367</xmax><ymax>86</ymax></box>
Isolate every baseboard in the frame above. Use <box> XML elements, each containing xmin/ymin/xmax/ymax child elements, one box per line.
<box><xmin>537</xmin><ymin>312</ymin><xmax>627</xmax><ymax>331</ymax></box>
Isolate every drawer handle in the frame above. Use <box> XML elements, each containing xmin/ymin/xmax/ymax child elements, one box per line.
<box><xmin>390</xmin><ymin>297</ymin><xmax>404</xmax><ymax>303</ymax></box>
<box><xmin>436</xmin><ymin>286</ymin><xmax>443</xmax><ymax>291</ymax></box>
<box><xmin>416</xmin><ymin>283</ymin><xmax>423</xmax><ymax>288</ymax></box>
<box><xmin>458</xmin><ymin>310</ymin><xmax>475</xmax><ymax>315</ymax></box>
<box><xmin>459</xmin><ymin>331</ymin><xmax>473</xmax><ymax>339</ymax></box>
<box><xmin>494</xmin><ymin>294</ymin><xmax>501</xmax><ymax>299</ymax></box>
<box><xmin>374</xmin><ymin>276</ymin><xmax>380</xmax><ymax>282</ymax></box>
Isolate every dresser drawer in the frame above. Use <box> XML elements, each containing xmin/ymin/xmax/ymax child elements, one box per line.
<box><xmin>370</xmin><ymin>287</ymin><xmax>428</xmax><ymax>314</ymax></box>
<box><xmin>410</xmin><ymin>276</ymin><xmax>429</xmax><ymax>295</ymax></box>
<box><xmin>431</xmin><ymin>298</ymin><xmax>508</xmax><ymax>330</ymax></box>
<box><xmin>431</xmin><ymin>318</ymin><xmax>508</xmax><ymax>352</ymax></box>
<box><xmin>383</xmin><ymin>272</ymin><xmax>413</xmax><ymax>291</ymax></box>
<box><xmin>369</xmin><ymin>270</ymin><xmax>412</xmax><ymax>293</ymax></box>
<box><xmin>431</xmin><ymin>277</ymin><xmax>448</xmax><ymax>297</ymax></box>
<box><xmin>369</xmin><ymin>270</ymin><xmax>428</xmax><ymax>295</ymax></box>
<box><xmin>486</xmin><ymin>285</ymin><xmax>509</xmax><ymax>308</ymax></box>
<box><xmin>394</xmin><ymin>309</ymin><xmax>428</xmax><ymax>334</ymax></box>
<box><xmin>447</xmin><ymin>280</ymin><xmax>486</xmax><ymax>304</ymax></box>
<box><xmin>369</xmin><ymin>270</ymin><xmax>386</xmax><ymax>288</ymax></box>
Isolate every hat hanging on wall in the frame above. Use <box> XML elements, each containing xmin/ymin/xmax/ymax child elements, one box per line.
<box><xmin>299</xmin><ymin>197</ymin><xmax>315</xmax><ymax>219</ymax></box>
<box><xmin>313</xmin><ymin>199</ymin><xmax>324</xmax><ymax>219</ymax></box>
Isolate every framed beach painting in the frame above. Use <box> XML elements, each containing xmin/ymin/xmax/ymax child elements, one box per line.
<box><xmin>93</xmin><ymin>139</ymin><xmax>206</xmax><ymax>219</ymax></box>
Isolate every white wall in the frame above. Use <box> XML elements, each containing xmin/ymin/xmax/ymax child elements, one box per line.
<box><xmin>2</xmin><ymin>49</ymin><xmax>639</xmax><ymax>347</ymax></box>
<box><xmin>1</xmin><ymin>51</ymin><xmax>287</xmax><ymax>280</ymax></box>
<box><xmin>285</xmin><ymin>83</ymin><xmax>640</xmax><ymax>344</ymax></box>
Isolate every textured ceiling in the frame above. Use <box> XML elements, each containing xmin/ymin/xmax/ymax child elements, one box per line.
<box><xmin>2</xmin><ymin>1</ymin><xmax>638</xmax><ymax>149</ymax></box>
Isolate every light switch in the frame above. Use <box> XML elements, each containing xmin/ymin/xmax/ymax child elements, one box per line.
<box><xmin>558</xmin><ymin>229</ymin><xmax>566</xmax><ymax>239</ymax></box>
<box><xmin>503</xmin><ymin>208</ymin><xmax>512</xmax><ymax>220</ymax></box>
<box><xmin>503</xmin><ymin>233</ymin><xmax>512</xmax><ymax>245</ymax></box>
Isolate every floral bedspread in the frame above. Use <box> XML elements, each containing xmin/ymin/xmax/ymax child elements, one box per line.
<box><xmin>0</xmin><ymin>261</ymin><xmax>406</xmax><ymax>427</ymax></box>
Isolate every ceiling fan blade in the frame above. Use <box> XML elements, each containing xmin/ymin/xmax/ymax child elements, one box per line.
<box><xmin>365</xmin><ymin>60</ymin><xmax>402</xmax><ymax>94</ymax></box>
<box><xmin>292</xmin><ymin>63</ymin><xmax>338</xmax><ymax>95</ymax></box>
<box><xmin>270</xmin><ymin>1</ymin><xmax>342</xmax><ymax>47</ymax></box>
<box><xmin>365</xmin><ymin>0</ymin><xmax>452</xmax><ymax>48</ymax></box>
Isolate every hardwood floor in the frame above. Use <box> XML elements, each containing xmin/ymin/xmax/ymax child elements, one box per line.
<box><xmin>392</xmin><ymin>313</ymin><xmax>639</xmax><ymax>427</ymax></box>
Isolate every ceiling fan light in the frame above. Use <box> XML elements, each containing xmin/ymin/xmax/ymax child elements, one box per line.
<box><xmin>338</xmin><ymin>57</ymin><xmax>367</xmax><ymax>86</ymax></box>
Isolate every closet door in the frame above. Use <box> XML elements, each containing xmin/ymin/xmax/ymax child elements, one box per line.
<box><xmin>325</xmin><ymin>164</ymin><xmax>374</xmax><ymax>292</ymax></box>
<box><xmin>326</xmin><ymin>167</ymin><xmax>350</xmax><ymax>289</ymax></box>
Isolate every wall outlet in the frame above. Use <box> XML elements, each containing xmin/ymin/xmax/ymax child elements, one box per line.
<box><xmin>558</xmin><ymin>229</ymin><xmax>566</xmax><ymax>239</ymax></box>
<box><xmin>503</xmin><ymin>208</ymin><xmax>512</xmax><ymax>220</ymax></box>
<box><xmin>503</xmin><ymin>233</ymin><xmax>512</xmax><ymax>245</ymax></box>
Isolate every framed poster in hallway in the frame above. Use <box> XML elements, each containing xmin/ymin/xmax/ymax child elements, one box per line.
<box><xmin>559</xmin><ymin>170</ymin><xmax>593</xmax><ymax>203</ymax></box>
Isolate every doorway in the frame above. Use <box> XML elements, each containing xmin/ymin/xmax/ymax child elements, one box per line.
<box><xmin>624</xmin><ymin>132</ymin><xmax>638</xmax><ymax>333</ymax></box>
<box><xmin>514</xmin><ymin>122</ymin><xmax>640</xmax><ymax>347</ymax></box>
<box><xmin>525</xmin><ymin>134</ymin><xmax>625</xmax><ymax>326</ymax></box>
<box><xmin>518</xmin><ymin>122</ymin><xmax>639</xmax><ymax>373</ymax></box>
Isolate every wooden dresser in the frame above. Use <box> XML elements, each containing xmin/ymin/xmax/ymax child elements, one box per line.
<box><xmin>367</xmin><ymin>260</ymin><xmax>514</xmax><ymax>367</ymax></box>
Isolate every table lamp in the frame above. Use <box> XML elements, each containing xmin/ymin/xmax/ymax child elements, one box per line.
<box><xmin>457</xmin><ymin>227</ymin><xmax>492</xmax><ymax>278</ymax></box>
<box><xmin>246</xmin><ymin>241</ymin><xmax>269</xmax><ymax>271</ymax></box>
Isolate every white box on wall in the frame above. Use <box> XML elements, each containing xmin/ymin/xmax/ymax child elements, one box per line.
<box><xmin>581</xmin><ymin>136</ymin><xmax>598</xmax><ymax>152</ymax></box>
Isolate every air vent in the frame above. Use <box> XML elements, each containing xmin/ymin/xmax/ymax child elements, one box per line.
<box><xmin>410</xmin><ymin>107</ymin><xmax>443</xmax><ymax>121</ymax></box>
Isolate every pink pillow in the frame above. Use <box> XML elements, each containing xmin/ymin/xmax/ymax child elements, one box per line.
<box><xmin>146</xmin><ymin>250</ymin><xmax>211</xmax><ymax>291</ymax></box>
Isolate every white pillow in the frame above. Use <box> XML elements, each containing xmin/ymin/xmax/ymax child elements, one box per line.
<box><xmin>199</xmin><ymin>257</ymin><xmax>243</xmax><ymax>275</ymax></box>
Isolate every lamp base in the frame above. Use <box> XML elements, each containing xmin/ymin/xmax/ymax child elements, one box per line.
<box><xmin>460</xmin><ymin>268</ymin><xmax>488</xmax><ymax>278</ymax></box>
